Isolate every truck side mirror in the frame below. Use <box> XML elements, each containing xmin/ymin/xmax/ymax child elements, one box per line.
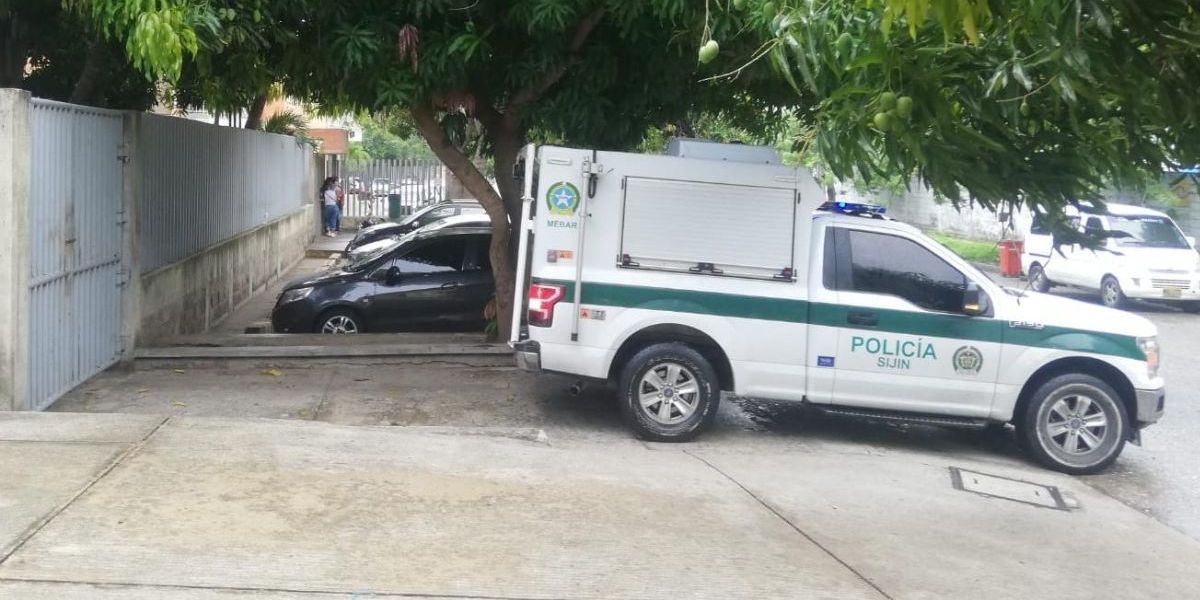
<box><xmin>385</xmin><ymin>266</ymin><xmax>402</xmax><ymax>285</ymax></box>
<box><xmin>963</xmin><ymin>282</ymin><xmax>988</xmax><ymax>317</ymax></box>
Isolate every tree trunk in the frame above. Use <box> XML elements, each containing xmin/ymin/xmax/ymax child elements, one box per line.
<box><xmin>411</xmin><ymin>101</ymin><xmax>516</xmax><ymax>338</ymax></box>
<box><xmin>244</xmin><ymin>93</ymin><xmax>268</xmax><ymax>130</ymax></box>
<box><xmin>489</xmin><ymin>125</ymin><xmax>526</xmax><ymax>258</ymax></box>
<box><xmin>69</xmin><ymin>40</ymin><xmax>106</xmax><ymax>105</ymax></box>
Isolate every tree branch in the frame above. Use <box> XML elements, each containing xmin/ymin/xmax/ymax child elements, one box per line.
<box><xmin>506</xmin><ymin>7</ymin><xmax>606</xmax><ymax>113</ymax></box>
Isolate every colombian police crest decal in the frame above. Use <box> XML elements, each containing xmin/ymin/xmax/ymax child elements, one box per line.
<box><xmin>545</xmin><ymin>181</ymin><xmax>581</xmax><ymax>216</ymax></box>
<box><xmin>952</xmin><ymin>346</ymin><xmax>984</xmax><ymax>375</ymax></box>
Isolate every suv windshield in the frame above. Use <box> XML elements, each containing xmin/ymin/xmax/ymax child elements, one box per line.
<box><xmin>1106</xmin><ymin>215</ymin><xmax>1189</xmax><ymax>249</ymax></box>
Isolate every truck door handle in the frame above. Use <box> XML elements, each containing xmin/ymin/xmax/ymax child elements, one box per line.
<box><xmin>847</xmin><ymin>310</ymin><xmax>879</xmax><ymax>327</ymax></box>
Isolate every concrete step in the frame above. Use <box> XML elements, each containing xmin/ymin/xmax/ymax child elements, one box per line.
<box><xmin>133</xmin><ymin>339</ymin><xmax>513</xmax><ymax>369</ymax></box>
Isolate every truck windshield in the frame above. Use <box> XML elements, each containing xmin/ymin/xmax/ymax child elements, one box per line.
<box><xmin>1106</xmin><ymin>215</ymin><xmax>1189</xmax><ymax>249</ymax></box>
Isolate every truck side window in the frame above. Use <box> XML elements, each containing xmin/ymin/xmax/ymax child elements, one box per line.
<box><xmin>822</xmin><ymin>229</ymin><xmax>837</xmax><ymax>290</ymax></box>
<box><xmin>843</xmin><ymin>229</ymin><xmax>968</xmax><ymax>313</ymax></box>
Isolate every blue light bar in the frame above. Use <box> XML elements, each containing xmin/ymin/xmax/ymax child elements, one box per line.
<box><xmin>825</xmin><ymin>201</ymin><xmax>886</xmax><ymax>215</ymax></box>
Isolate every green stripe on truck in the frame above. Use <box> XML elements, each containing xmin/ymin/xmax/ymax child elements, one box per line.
<box><xmin>534</xmin><ymin>278</ymin><xmax>1144</xmax><ymax>361</ymax></box>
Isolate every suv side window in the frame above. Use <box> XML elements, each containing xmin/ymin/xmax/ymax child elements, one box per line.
<box><xmin>837</xmin><ymin>228</ymin><xmax>968</xmax><ymax>313</ymax></box>
<box><xmin>396</xmin><ymin>238</ymin><xmax>467</xmax><ymax>274</ymax></box>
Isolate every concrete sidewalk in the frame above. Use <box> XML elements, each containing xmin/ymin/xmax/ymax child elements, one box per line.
<box><xmin>2</xmin><ymin>413</ymin><xmax>1199</xmax><ymax>599</ymax></box>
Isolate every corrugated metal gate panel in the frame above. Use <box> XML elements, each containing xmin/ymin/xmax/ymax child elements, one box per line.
<box><xmin>138</xmin><ymin>114</ymin><xmax>310</xmax><ymax>271</ymax></box>
<box><xmin>28</xmin><ymin>99</ymin><xmax>125</xmax><ymax>410</ymax></box>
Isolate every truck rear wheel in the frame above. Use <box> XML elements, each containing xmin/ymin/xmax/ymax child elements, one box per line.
<box><xmin>1018</xmin><ymin>373</ymin><xmax>1128</xmax><ymax>475</ymax></box>
<box><xmin>618</xmin><ymin>343</ymin><xmax>720</xmax><ymax>442</ymax></box>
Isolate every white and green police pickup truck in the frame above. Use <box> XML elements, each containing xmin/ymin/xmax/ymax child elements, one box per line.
<box><xmin>509</xmin><ymin>140</ymin><xmax>1165</xmax><ymax>474</ymax></box>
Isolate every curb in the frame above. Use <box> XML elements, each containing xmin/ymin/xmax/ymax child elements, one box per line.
<box><xmin>136</xmin><ymin>343</ymin><xmax>510</xmax><ymax>360</ymax></box>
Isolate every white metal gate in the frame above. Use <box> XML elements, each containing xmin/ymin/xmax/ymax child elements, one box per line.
<box><xmin>27</xmin><ymin>99</ymin><xmax>125</xmax><ymax>410</ymax></box>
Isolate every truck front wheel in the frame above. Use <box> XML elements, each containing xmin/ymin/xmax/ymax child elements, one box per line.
<box><xmin>618</xmin><ymin>343</ymin><xmax>720</xmax><ymax>442</ymax></box>
<box><xmin>1019</xmin><ymin>373</ymin><xmax>1128</xmax><ymax>475</ymax></box>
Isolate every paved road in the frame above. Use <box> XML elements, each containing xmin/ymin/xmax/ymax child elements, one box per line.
<box><xmin>1041</xmin><ymin>288</ymin><xmax>1200</xmax><ymax>542</ymax></box>
<box><xmin>8</xmin><ymin>412</ymin><xmax>1200</xmax><ymax>599</ymax></box>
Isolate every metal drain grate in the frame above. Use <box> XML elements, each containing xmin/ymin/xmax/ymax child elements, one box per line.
<box><xmin>949</xmin><ymin>467</ymin><xmax>1070</xmax><ymax>511</ymax></box>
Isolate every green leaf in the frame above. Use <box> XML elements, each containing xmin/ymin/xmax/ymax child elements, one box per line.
<box><xmin>1011</xmin><ymin>62</ymin><xmax>1032</xmax><ymax>90</ymax></box>
<box><xmin>770</xmin><ymin>44</ymin><xmax>804</xmax><ymax>96</ymax></box>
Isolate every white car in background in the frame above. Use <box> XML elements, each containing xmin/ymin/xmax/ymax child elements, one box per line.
<box><xmin>1022</xmin><ymin>203</ymin><xmax>1200</xmax><ymax>311</ymax></box>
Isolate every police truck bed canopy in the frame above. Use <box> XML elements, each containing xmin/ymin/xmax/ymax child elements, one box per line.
<box><xmin>619</xmin><ymin>177</ymin><xmax>798</xmax><ymax>280</ymax></box>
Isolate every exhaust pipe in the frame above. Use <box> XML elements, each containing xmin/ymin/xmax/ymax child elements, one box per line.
<box><xmin>567</xmin><ymin>381</ymin><xmax>584</xmax><ymax>396</ymax></box>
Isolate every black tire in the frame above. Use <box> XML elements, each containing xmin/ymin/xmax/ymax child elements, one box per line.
<box><xmin>314</xmin><ymin>308</ymin><xmax>364</xmax><ymax>334</ymax></box>
<box><xmin>617</xmin><ymin>343</ymin><xmax>720</xmax><ymax>442</ymax></box>
<box><xmin>1028</xmin><ymin>263</ymin><xmax>1051</xmax><ymax>293</ymax></box>
<box><xmin>1181</xmin><ymin>301</ymin><xmax>1200</xmax><ymax>314</ymax></box>
<box><xmin>1018</xmin><ymin>373</ymin><xmax>1128</xmax><ymax>475</ymax></box>
<box><xmin>1100</xmin><ymin>275</ymin><xmax>1127</xmax><ymax>309</ymax></box>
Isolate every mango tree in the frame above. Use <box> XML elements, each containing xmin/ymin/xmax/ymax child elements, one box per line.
<box><xmin>83</xmin><ymin>0</ymin><xmax>793</xmax><ymax>335</ymax></box>
<box><xmin>732</xmin><ymin>0</ymin><xmax>1200</xmax><ymax>241</ymax></box>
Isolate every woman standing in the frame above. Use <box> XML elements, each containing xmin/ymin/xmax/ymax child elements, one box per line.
<box><xmin>320</xmin><ymin>176</ymin><xmax>340</xmax><ymax>237</ymax></box>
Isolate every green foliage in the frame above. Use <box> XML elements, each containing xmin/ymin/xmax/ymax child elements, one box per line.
<box><xmin>347</xmin><ymin>142</ymin><xmax>372</xmax><ymax>162</ymax></box>
<box><xmin>70</xmin><ymin>0</ymin><xmax>203</xmax><ymax>81</ymax></box>
<box><xmin>360</xmin><ymin>116</ymin><xmax>434</xmax><ymax>161</ymax></box>
<box><xmin>930</xmin><ymin>233</ymin><xmax>1000</xmax><ymax>263</ymax></box>
<box><xmin>739</xmin><ymin>0</ymin><xmax>1200</xmax><ymax>243</ymax></box>
<box><xmin>90</xmin><ymin>0</ymin><xmax>793</xmax><ymax>154</ymax></box>
<box><xmin>259</xmin><ymin>109</ymin><xmax>305</xmax><ymax>135</ymax></box>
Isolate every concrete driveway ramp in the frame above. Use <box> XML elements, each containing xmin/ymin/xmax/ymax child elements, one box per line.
<box><xmin>0</xmin><ymin>417</ymin><xmax>882</xmax><ymax>599</ymax></box>
<box><xmin>0</xmin><ymin>413</ymin><xmax>164</xmax><ymax>561</ymax></box>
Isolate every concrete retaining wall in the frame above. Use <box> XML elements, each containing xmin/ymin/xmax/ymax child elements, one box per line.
<box><xmin>138</xmin><ymin>206</ymin><xmax>315</xmax><ymax>345</ymax></box>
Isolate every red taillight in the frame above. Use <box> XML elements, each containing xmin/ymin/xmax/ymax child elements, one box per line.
<box><xmin>528</xmin><ymin>283</ymin><xmax>566</xmax><ymax>327</ymax></box>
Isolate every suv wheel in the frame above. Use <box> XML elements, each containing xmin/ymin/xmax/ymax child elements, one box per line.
<box><xmin>618</xmin><ymin>343</ymin><xmax>720</xmax><ymax>442</ymax></box>
<box><xmin>316</xmin><ymin>308</ymin><xmax>363</xmax><ymax>334</ymax></box>
<box><xmin>1028</xmin><ymin>263</ymin><xmax>1051</xmax><ymax>293</ymax></box>
<box><xmin>1100</xmin><ymin>276</ymin><xmax>1126</xmax><ymax>309</ymax></box>
<box><xmin>1018</xmin><ymin>373</ymin><xmax>1128</xmax><ymax>475</ymax></box>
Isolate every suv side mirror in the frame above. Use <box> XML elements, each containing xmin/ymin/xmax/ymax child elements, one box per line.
<box><xmin>385</xmin><ymin>266</ymin><xmax>401</xmax><ymax>285</ymax></box>
<box><xmin>963</xmin><ymin>281</ymin><xmax>988</xmax><ymax>317</ymax></box>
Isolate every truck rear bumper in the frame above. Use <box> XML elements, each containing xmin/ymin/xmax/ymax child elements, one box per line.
<box><xmin>514</xmin><ymin>340</ymin><xmax>541</xmax><ymax>372</ymax></box>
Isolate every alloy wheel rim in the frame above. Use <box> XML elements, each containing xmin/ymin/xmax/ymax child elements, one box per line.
<box><xmin>1103</xmin><ymin>281</ymin><xmax>1119</xmax><ymax>305</ymax></box>
<box><xmin>321</xmin><ymin>315</ymin><xmax>358</xmax><ymax>334</ymax></box>
<box><xmin>1044</xmin><ymin>393</ymin><xmax>1110</xmax><ymax>455</ymax></box>
<box><xmin>638</xmin><ymin>362</ymin><xmax>700</xmax><ymax>425</ymax></box>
